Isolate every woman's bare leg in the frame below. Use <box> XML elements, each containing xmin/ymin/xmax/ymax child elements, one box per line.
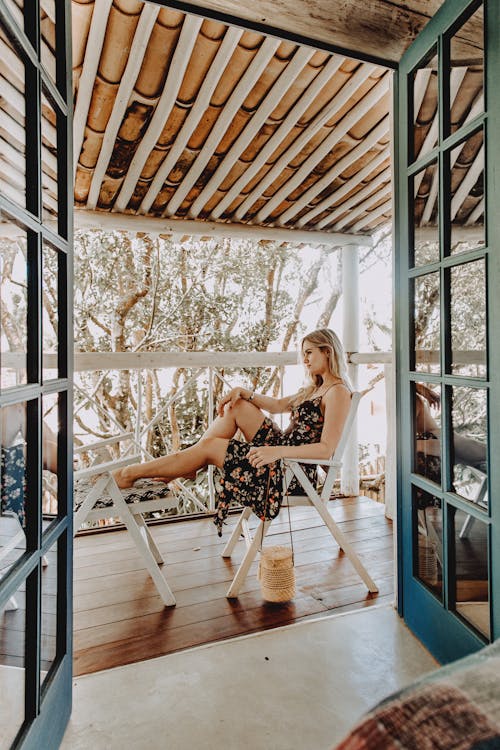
<box><xmin>203</xmin><ymin>399</ymin><xmax>266</xmax><ymax>441</ymax></box>
<box><xmin>113</xmin><ymin>436</ymin><xmax>229</xmax><ymax>489</ymax></box>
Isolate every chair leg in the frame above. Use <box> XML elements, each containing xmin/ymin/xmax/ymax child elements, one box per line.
<box><xmin>108</xmin><ymin>484</ymin><xmax>176</xmax><ymax>607</ymax></box>
<box><xmin>134</xmin><ymin>514</ymin><xmax>164</xmax><ymax>564</ymax></box>
<box><xmin>313</xmin><ymin>497</ymin><xmax>379</xmax><ymax>593</ymax></box>
<box><xmin>226</xmin><ymin>519</ymin><xmax>270</xmax><ymax>598</ymax></box>
<box><xmin>222</xmin><ymin>506</ymin><xmax>252</xmax><ymax>557</ymax></box>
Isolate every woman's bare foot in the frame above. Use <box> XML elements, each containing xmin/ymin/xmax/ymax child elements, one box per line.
<box><xmin>112</xmin><ymin>466</ymin><xmax>136</xmax><ymax>489</ymax></box>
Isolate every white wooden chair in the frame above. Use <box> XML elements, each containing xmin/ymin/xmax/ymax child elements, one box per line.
<box><xmin>222</xmin><ymin>389</ymin><xmax>379</xmax><ymax>597</ymax></box>
<box><xmin>73</xmin><ymin>435</ymin><xmax>179</xmax><ymax>607</ymax></box>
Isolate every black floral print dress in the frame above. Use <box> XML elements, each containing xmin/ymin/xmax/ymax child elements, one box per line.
<box><xmin>213</xmin><ymin>394</ymin><xmax>328</xmax><ymax>536</ymax></box>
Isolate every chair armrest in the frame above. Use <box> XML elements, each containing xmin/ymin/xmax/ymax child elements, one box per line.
<box><xmin>282</xmin><ymin>457</ymin><xmax>342</xmax><ymax>468</ymax></box>
<box><xmin>74</xmin><ymin>453</ymin><xmax>141</xmax><ymax>480</ymax></box>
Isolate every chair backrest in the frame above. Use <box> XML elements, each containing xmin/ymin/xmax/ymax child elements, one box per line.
<box><xmin>331</xmin><ymin>390</ymin><xmax>364</xmax><ymax>463</ymax></box>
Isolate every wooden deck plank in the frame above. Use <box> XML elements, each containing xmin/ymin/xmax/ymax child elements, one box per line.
<box><xmin>72</xmin><ymin>496</ymin><xmax>394</xmax><ymax>675</ymax></box>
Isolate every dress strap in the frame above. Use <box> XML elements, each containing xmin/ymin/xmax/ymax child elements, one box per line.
<box><xmin>314</xmin><ymin>382</ymin><xmax>345</xmax><ymax>399</ymax></box>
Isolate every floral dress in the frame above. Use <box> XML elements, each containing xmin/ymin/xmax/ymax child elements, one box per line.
<box><xmin>213</xmin><ymin>394</ymin><xmax>328</xmax><ymax>536</ymax></box>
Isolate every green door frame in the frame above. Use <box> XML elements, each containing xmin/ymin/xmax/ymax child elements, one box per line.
<box><xmin>395</xmin><ymin>0</ymin><xmax>500</xmax><ymax>662</ymax></box>
<box><xmin>0</xmin><ymin>2</ymin><xmax>74</xmax><ymax>748</ymax></box>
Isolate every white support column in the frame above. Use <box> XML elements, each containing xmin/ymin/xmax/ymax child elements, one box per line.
<box><xmin>384</xmin><ymin>363</ymin><xmax>397</xmax><ymax>520</ymax></box>
<box><xmin>341</xmin><ymin>244</ymin><xmax>360</xmax><ymax>496</ymax></box>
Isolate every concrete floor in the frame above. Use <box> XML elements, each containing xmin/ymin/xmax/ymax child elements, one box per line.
<box><xmin>60</xmin><ymin>604</ymin><xmax>438</xmax><ymax>750</ymax></box>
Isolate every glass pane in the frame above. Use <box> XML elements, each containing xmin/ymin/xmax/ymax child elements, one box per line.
<box><xmin>0</xmin><ymin>219</ymin><xmax>28</xmax><ymax>387</ymax></box>
<box><xmin>449</xmin><ymin>3</ymin><xmax>484</xmax><ymax>134</ymax></box>
<box><xmin>0</xmin><ymin>27</ymin><xmax>26</xmax><ymax>208</ymax></box>
<box><xmin>412</xmin><ymin>47</ymin><xmax>438</xmax><ymax>162</ymax></box>
<box><xmin>40</xmin><ymin>537</ymin><xmax>57</xmax><ymax>687</ymax></box>
<box><xmin>414</xmin><ymin>272</ymin><xmax>440</xmax><ymax>373</ymax></box>
<box><xmin>0</xmin><ymin>578</ymin><xmax>26</xmax><ymax>748</ymax></box>
<box><xmin>1</xmin><ymin>404</ymin><xmax>27</xmax><ymax>573</ymax></box>
<box><xmin>42</xmin><ymin>242</ymin><xmax>59</xmax><ymax>381</ymax></box>
<box><xmin>40</xmin><ymin>0</ymin><xmax>57</xmax><ymax>84</ymax></box>
<box><xmin>41</xmin><ymin>90</ymin><xmax>58</xmax><ymax>225</ymax></box>
<box><xmin>454</xmin><ymin>509</ymin><xmax>489</xmax><ymax>639</ymax></box>
<box><xmin>450</xmin><ymin>260</ymin><xmax>486</xmax><ymax>377</ymax></box>
<box><xmin>450</xmin><ymin>129</ymin><xmax>484</xmax><ymax>255</ymax></box>
<box><xmin>412</xmin><ymin>161</ymin><xmax>439</xmax><ymax>266</ymax></box>
<box><xmin>451</xmin><ymin>386</ymin><xmax>487</xmax><ymax>509</ymax></box>
<box><xmin>414</xmin><ymin>383</ymin><xmax>441</xmax><ymax>486</ymax></box>
<box><xmin>413</xmin><ymin>487</ymin><xmax>442</xmax><ymax>599</ymax></box>
<box><xmin>42</xmin><ymin>394</ymin><xmax>58</xmax><ymax>523</ymax></box>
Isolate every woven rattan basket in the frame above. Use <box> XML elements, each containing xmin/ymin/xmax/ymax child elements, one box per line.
<box><xmin>258</xmin><ymin>545</ymin><xmax>296</xmax><ymax>603</ymax></box>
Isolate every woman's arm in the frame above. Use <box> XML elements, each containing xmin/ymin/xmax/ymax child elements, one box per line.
<box><xmin>217</xmin><ymin>387</ymin><xmax>294</xmax><ymax>416</ymax></box>
<box><xmin>247</xmin><ymin>385</ymin><xmax>352</xmax><ymax>467</ymax></box>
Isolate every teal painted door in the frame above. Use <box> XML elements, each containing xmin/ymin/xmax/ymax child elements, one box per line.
<box><xmin>396</xmin><ymin>0</ymin><xmax>500</xmax><ymax>662</ymax></box>
<box><xmin>0</xmin><ymin>1</ymin><xmax>74</xmax><ymax>747</ymax></box>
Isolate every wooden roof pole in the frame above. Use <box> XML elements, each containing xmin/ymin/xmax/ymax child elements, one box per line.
<box><xmin>113</xmin><ymin>14</ymin><xmax>204</xmax><ymax>213</ymax></box>
<box><xmin>86</xmin><ymin>4</ymin><xmax>160</xmax><ymax>209</ymax></box>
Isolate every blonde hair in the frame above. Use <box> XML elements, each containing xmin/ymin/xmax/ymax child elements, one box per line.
<box><xmin>292</xmin><ymin>328</ymin><xmax>352</xmax><ymax>406</ymax></box>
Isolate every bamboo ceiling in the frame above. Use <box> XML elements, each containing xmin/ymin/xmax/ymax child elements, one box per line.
<box><xmin>1</xmin><ymin>0</ymin><xmax>485</xmax><ymax>241</ymax></box>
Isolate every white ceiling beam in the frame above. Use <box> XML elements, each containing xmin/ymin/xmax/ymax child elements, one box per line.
<box><xmin>277</xmin><ymin>108</ymin><xmax>390</xmax><ymax>226</ymax></box>
<box><xmin>350</xmin><ymin>197</ymin><xmax>392</xmax><ymax>232</ymax></box>
<box><xmin>164</xmin><ymin>35</ymin><xmax>282</xmax><ymax>217</ymax></box>
<box><xmin>234</xmin><ymin>62</ymin><xmax>376</xmax><ymax>222</ymax></box>
<box><xmin>451</xmin><ymin>143</ymin><xmax>484</xmax><ymax>221</ymax></box>
<box><xmin>86</xmin><ymin>4</ymin><xmax>160</xmax><ymax>210</ymax></box>
<box><xmin>113</xmin><ymin>14</ymin><xmax>204</xmax><ymax>213</ymax></box>
<box><xmin>72</xmin><ymin>0</ymin><xmax>113</xmax><ymax>179</ymax></box>
<box><xmin>300</xmin><ymin>146</ymin><xmax>389</xmax><ymax>228</ymax></box>
<box><xmin>74</xmin><ymin>208</ymin><xmax>373</xmax><ymax>246</ymax></box>
<box><xmin>332</xmin><ymin>185</ymin><xmax>392</xmax><ymax>230</ymax></box>
<box><xmin>139</xmin><ymin>26</ymin><xmax>243</xmax><ymax>214</ymax></box>
<box><xmin>326</xmin><ymin>166</ymin><xmax>391</xmax><ymax>229</ymax></box>
<box><xmin>413</xmin><ymin>67</ymin><xmax>432</xmax><ymax>123</ymax></box>
<box><xmin>465</xmin><ymin>196</ymin><xmax>484</xmax><ymax>226</ymax></box>
<box><xmin>188</xmin><ymin>46</ymin><xmax>315</xmax><ymax>218</ymax></box>
<box><xmin>260</xmin><ymin>73</ymin><xmax>390</xmax><ymax>224</ymax></box>
<box><xmin>210</xmin><ymin>54</ymin><xmax>344</xmax><ymax>221</ymax></box>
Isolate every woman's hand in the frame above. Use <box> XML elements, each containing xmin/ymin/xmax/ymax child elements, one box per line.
<box><xmin>247</xmin><ymin>446</ymin><xmax>282</xmax><ymax>468</ymax></box>
<box><xmin>217</xmin><ymin>387</ymin><xmax>248</xmax><ymax>416</ymax></box>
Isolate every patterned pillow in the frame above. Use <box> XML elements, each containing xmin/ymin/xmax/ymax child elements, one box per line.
<box><xmin>73</xmin><ymin>475</ymin><xmax>175</xmax><ymax>512</ymax></box>
<box><xmin>1</xmin><ymin>444</ymin><xmax>26</xmax><ymax>527</ymax></box>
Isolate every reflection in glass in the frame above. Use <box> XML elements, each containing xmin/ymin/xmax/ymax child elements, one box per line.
<box><xmin>0</xmin><ymin>404</ymin><xmax>27</xmax><ymax>574</ymax></box>
<box><xmin>40</xmin><ymin>538</ymin><xmax>57</xmax><ymax>687</ymax></box>
<box><xmin>0</xmin><ymin>578</ymin><xmax>25</xmax><ymax>748</ymax></box>
<box><xmin>413</xmin><ymin>487</ymin><xmax>442</xmax><ymax>599</ymax></box>
<box><xmin>43</xmin><ymin>243</ymin><xmax>59</xmax><ymax>381</ymax></box>
<box><xmin>414</xmin><ymin>272</ymin><xmax>440</xmax><ymax>373</ymax></box>
<box><xmin>454</xmin><ymin>509</ymin><xmax>489</xmax><ymax>639</ymax></box>
<box><xmin>41</xmin><ymin>0</ymin><xmax>57</xmax><ymax>84</ymax></box>
<box><xmin>414</xmin><ymin>383</ymin><xmax>441</xmax><ymax>486</ymax></box>
<box><xmin>0</xmin><ymin>27</ymin><xmax>26</xmax><ymax>208</ymax></box>
<box><xmin>412</xmin><ymin>161</ymin><xmax>439</xmax><ymax>266</ymax></box>
<box><xmin>451</xmin><ymin>386</ymin><xmax>487</xmax><ymax>509</ymax></box>
<box><xmin>0</xmin><ymin>220</ymin><xmax>28</xmax><ymax>387</ymax></box>
<box><xmin>41</xmin><ymin>91</ymin><xmax>58</xmax><ymax>225</ymax></box>
<box><xmin>450</xmin><ymin>129</ymin><xmax>484</xmax><ymax>255</ymax></box>
<box><xmin>450</xmin><ymin>260</ymin><xmax>486</xmax><ymax>377</ymax></box>
<box><xmin>412</xmin><ymin>47</ymin><xmax>438</xmax><ymax>162</ymax></box>
<box><xmin>42</xmin><ymin>394</ymin><xmax>58</xmax><ymax>521</ymax></box>
<box><xmin>449</xmin><ymin>3</ymin><xmax>484</xmax><ymax>134</ymax></box>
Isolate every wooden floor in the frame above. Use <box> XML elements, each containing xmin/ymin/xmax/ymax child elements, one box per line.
<box><xmin>73</xmin><ymin>496</ymin><xmax>394</xmax><ymax>676</ymax></box>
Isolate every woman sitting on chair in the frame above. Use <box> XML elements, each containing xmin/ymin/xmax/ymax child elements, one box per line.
<box><xmin>113</xmin><ymin>328</ymin><xmax>352</xmax><ymax>535</ymax></box>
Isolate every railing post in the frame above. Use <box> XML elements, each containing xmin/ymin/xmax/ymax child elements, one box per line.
<box><xmin>342</xmin><ymin>243</ymin><xmax>360</xmax><ymax>496</ymax></box>
<box><xmin>136</xmin><ymin>369</ymin><xmax>142</xmax><ymax>451</ymax></box>
<box><xmin>207</xmin><ymin>366</ymin><xmax>215</xmax><ymax>511</ymax></box>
